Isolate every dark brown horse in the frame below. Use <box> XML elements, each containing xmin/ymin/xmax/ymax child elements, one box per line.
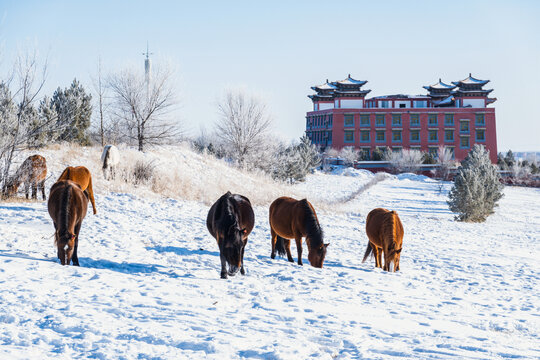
<box><xmin>3</xmin><ymin>155</ymin><xmax>47</xmax><ymax>200</ymax></box>
<box><xmin>207</xmin><ymin>191</ymin><xmax>255</xmax><ymax>279</ymax></box>
<box><xmin>269</xmin><ymin>197</ymin><xmax>329</xmax><ymax>268</ymax></box>
<box><xmin>362</xmin><ymin>208</ymin><xmax>404</xmax><ymax>272</ymax></box>
<box><xmin>47</xmin><ymin>180</ymin><xmax>89</xmax><ymax>266</ymax></box>
<box><xmin>57</xmin><ymin>166</ymin><xmax>97</xmax><ymax>214</ymax></box>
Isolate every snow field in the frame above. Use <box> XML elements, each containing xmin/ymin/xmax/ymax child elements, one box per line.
<box><xmin>0</xmin><ymin>145</ymin><xmax>539</xmax><ymax>359</ymax></box>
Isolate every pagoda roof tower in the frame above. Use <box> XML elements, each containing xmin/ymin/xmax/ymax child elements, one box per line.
<box><xmin>452</xmin><ymin>73</ymin><xmax>496</xmax><ymax>103</ymax></box>
<box><xmin>309</xmin><ymin>75</ymin><xmax>370</xmax><ymax>101</ymax></box>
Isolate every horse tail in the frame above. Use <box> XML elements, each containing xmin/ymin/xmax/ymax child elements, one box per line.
<box><xmin>362</xmin><ymin>242</ymin><xmax>373</xmax><ymax>263</ymax></box>
<box><xmin>102</xmin><ymin>148</ymin><xmax>109</xmax><ymax>169</ymax></box>
<box><xmin>275</xmin><ymin>235</ymin><xmax>287</xmax><ymax>257</ymax></box>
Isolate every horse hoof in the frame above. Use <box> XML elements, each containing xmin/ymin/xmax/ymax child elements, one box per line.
<box><xmin>240</xmin><ymin>268</ymin><xmax>245</xmax><ymax>275</ymax></box>
<box><xmin>271</xmin><ymin>254</ymin><xmax>276</xmax><ymax>259</ymax></box>
<box><xmin>220</xmin><ymin>273</ymin><xmax>228</xmax><ymax>279</ymax></box>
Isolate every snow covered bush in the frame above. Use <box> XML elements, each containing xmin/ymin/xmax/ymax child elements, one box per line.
<box><xmin>340</xmin><ymin>146</ymin><xmax>359</xmax><ymax>166</ymax></box>
<box><xmin>385</xmin><ymin>149</ymin><xmax>423</xmax><ymax>173</ymax></box>
<box><xmin>448</xmin><ymin>145</ymin><xmax>504</xmax><ymax>222</ymax></box>
<box><xmin>271</xmin><ymin>136</ymin><xmax>321</xmax><ymax>184</ymax></box>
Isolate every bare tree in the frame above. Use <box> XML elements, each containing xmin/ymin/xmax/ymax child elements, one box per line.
<box><xmin>436</xmin><ymin>145</ymin><xmax>455</xmax><ymax>180</ymax></box>
<box><xmin>108</xmin><ymin>65</ymin><xmax>179</xmax><ymax>151</ymax></box>
<box><xmin>91</xmin><ymin>57</ymin><xmax>108</xmax><ymax>146</ymax></box>
<box><xmin>0</xmin><ymin>50</ymin><xmax>55</xmax><ymax>190</ymax></box>
<box><xmin>216</xmin><ymin>89</ymin><xmax>272</xmax><ymax>167</ymax></box>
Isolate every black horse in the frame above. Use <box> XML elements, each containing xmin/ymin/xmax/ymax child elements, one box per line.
<box><xmin>206</xmin><ymin>191</ymin><xmax>255</xmax><ymax>279</ymax></box>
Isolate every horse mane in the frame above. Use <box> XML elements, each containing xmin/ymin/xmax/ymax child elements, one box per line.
<box><xmin>300</xmin><ymin>199</ymin><xmax>323</xmax><ymax>247</ymax></box>
<box><xmin>382</xmin><ymin>211</ymin><xmax>397</xmax><ymax>248</ymax></box>
<box><xmin>216</xmin><ymin>192</ymin><xmax>238</xmax><ymax>233</ymax></box>
<box><xmin>102</xmin><ymin>148</ymin><xmax>109</xmax><ymax>169</ymax></box>
<box><xmin>59</xmin><ymin>183</ymin><xmax>72</xmax><ymax>242</ymax></box>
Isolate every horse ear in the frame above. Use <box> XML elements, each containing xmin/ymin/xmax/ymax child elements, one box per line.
<box><xmin>242</xmin><ymin>228</ymin><xmax>247</xmax><ymax>234</ymax></box>
<box><xmin>71</xmin><ymin>234</ymin><xmax>76</xmax><ymax>241</ymax></box>
<box><xmin>324</xmin><ymin>243</ymin><xmax>330</xmax><ymax>248</ymax></box>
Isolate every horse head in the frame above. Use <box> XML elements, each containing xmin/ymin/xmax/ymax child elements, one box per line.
<box><xmin>308</xmin><ymin>242</ymin><xmax>329</xmax><ymax>268</ymax></box>
<box><xmin>57</xmin><ymin>232</ymin><xmax>76</xmax><ymax>266</ymax></box>
<box><xmin>2</xmin><ymin>177</ymin><xmax>19</xmax><ymax>198</ymax></box>
<box><xmin>221</xmin><ymin>225</ymin><xmax>247</xmax><ymax>276</ymax></box>
<box><xmin>386</xmin><ymin>241</ymin><xmax>402</xmax><ymax>272</ymax></box>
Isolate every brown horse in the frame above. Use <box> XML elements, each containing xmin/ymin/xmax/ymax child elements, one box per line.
<box><xmin>47</xmin><ymin>180</ymin><xmax>89</xmax><ymax>266</ymax></box>
<box><xmin>362</xmin><ymin>208</ymin><xmax>404</xmax><ymax>272</ymax></box>
<box><xmin>207</xmin><ymin>192</ymin><xmax>255</xmax><ymax>279</ymax></box>
<box><xmin>3</xmin><ymin>155</ymin><xmax>47</xmax><ymax>200</ymax></box>
<box><xmin>57</xmin><ymin>166</ymin><xmax>97</xmax><ymax>214</ymax></box>
<box><xmin>269</xmin><ymin>197</ymin><xmax>329</xmax><ymax>268</ymax></box>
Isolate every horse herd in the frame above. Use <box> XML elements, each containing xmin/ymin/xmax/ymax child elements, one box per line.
<box><xmin>2</xmin><ymin>146</ymin><xmax>404</xmax><ymax>277</ymax></box>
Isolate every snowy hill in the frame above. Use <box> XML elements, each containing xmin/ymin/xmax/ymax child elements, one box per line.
<box><xmin>0</xmin><ymin>145</ymin><xmax>539</xmax><ymax>359</ymax></box>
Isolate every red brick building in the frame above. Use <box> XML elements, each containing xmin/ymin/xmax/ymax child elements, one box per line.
<box><xmin>306</xmin><ymin>74</ymin><xmax>497</xmax><ymax>162</ymax></box>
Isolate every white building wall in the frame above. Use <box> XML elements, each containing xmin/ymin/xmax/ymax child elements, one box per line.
<box><xmin>395</xmin><ymin>101</ymin><xmax>410</xmax><ymax>108</ymax></box>
<box><xmin>462</xmin><ymin>98</ymin><xmax>485</xmax><ymax>108</ymax></box>
<box><xmin>340</xmin><ymin>99</ymin><xmax>364</xmax><ymax>109</ymax></box>
<box><xmin>334</xmin><ymin>99</ymin><xmax>340</xmax><ymax>108</ymax></box>
<box><xmin>319</xmin><ymin>102</ymin><xmax>334</xmax><ymax>110</ymax></box>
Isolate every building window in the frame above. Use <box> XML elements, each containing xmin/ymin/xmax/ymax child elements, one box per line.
<box><xmin>460</xmin><ymin>136</ymin><xmax>470</xmax><ymax>148</ymax></box>
<box><xmin>414</xmin><ymin>100</ymin><xmax>427</xmax><ymax>108</ymax></box>
<box><xmin>344</xmin><ymin>130</ymin><xmax>354</xmax><ymax>143</ymax></box>
<box><xmin>344</xmin><ymin>114</ymin><xmax>354</xmax><ymax>127</ymax></box>
<box><xmin>445</xmin><ymin>130</ymin><xmax>454</xmax><ymax>142</ymax></box>
<box><xmin>444</xmin><ymin>114</ymin><xmax>454</xmax><ymax>126</ymax></box>
<box><xmin>476</xmin><ymin>129</ymin><xmax>485</xmax><ymax>141</ymax></box>
<box><xmin>376</xmin><ymin>130</ymin><xmax>385</xmax><ymax>142</ymax></box>
<box><xmin>428</xmin><ymin>147</ymin><xmax>438</xmax><ymax>157</ymax></box>
<box><xmin>410</xmin><ymin>129</ymin><xmax>420</xmax><ymax>142</ymax></box>
<box><xmin>460</xmin><ymin>120</ymin><xmax>469</xmax><ymax>133</ymax></box>
<box><xmin>392</xmin><ymin>130</ymin><xmax>402</xmax><ymax>142</ymax></box>
<box><xmin>375</xmin><ymin>114</ymin><xmax>385</xmax><ymax>127</ymax></box>
<box><xmin>328</xmin><ymin>131</ymin><xmax>332</xmax><ymax>144</ymax></box>
<box><xmin>447</xmin><ymin>147</ymin><xmax>455</xmax><ymax>159</ymax></box>
<box><xmin>410</xmin><ymin>146</ymin><xmax>421</xmax><ymax>152</ymax></box>
<box><xmin>380</xmin><ymin>101</ymin><xmax>389</xmax><ymax>108</ymax></box>
<box><xmin>360</xmin><ymin>114</ymin><xmax>370</xmax><ymax>126</ymax></box>
<box><xmin>476</xmin><ymin>113</ymin><xmax>485</xmax><ymax>126</ymax></box>
<box><xmin>360</xmin><ymin>130</ymin><xmax>370</xmax><ymax>142</ymax></box>
<box><xmin>428</xmin><ymin>130</ymin><xmax>438</xmax><ymax>142</ymax></box>
<box><xmin>359</xmin><ymin>148</ymin><xmax>370</xmax><ymax>160</ymax></box>
<box><xmin>428</xmin><ymin>114</ymin><xmax>438</xmax><ymax>126</ymax></box>
<box><xmin>410</xmin><ymin>114</ymin><xmax>420</xmax><ymax>126</ymax></box>
<box><xmin>392</xmin><ymin>114</ymin><xmax>402</xmax><ymax>126</ymax></box>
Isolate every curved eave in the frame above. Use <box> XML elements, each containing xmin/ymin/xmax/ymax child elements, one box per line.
<box><xmin>454</xmin><ymin>89</ymin><xmax>494</xmax><ymax>95</ymax></box>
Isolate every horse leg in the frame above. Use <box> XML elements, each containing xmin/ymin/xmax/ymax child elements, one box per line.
<box><xmin>295</xmin><ymin>236</ymin><xmax>303</xmax><ymax>266</ymax></box>
<box><xmin>373</xmin><ymin>246</ymin><xmax>381</xmax><ymax>268</ymax></box>
<box><xmin>218</xmin><ymin>240</ymin><xmax>228</xmax><ymax>279</ymax></box>
<box><xmin>72</xmin><ymin>223</ymin><xmax>82</xmax><ymax>266</ymax></box>
<box><xmin>270</xmin><ymin>228</ymin><xmax>277</xmax><ymax>259</ymax></box>
<box><xmin>31</xmin><ymin>182</ymin><xmax>37</xmax><ymax>200</ymax></box>
<box><xmin>40</xmin><ymin>180</ymin><xmax>46</xmax><ymax>200</ymax></box>
<box><xmin>24</xmin><ymin>182</ymin><xmax>30</xmax><ymax>199</ymax></box>
<box><xmin>285</xmin><ymin>239</ymin><xmax>294</xmax><ymax>263</ymax></box>
<box><xmin>240</xmin><ymin>240</ymin><xmax>247</xmax><ymax>275</ymax></box>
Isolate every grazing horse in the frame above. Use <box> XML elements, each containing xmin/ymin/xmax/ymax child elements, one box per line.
<box><xmin>269</xmin><ymin>197</ymin><xmax>329</xmax><ymax>268</ymax></box>
<box><xmin>362</xmin><ymin>208</ymin><xmax>404</xmax><ymax>272</ymax></box>
<box><xmin>57</xmin><ymin>166</ymin><xmax>97</xmax><ymax>214</ymax></box>
<box><xmin>47</xmin><ymin>180</ymin><xmax>89</xmax><ymax>266</ymax></box>
<box><xmin>3</xmin><ymin>155</ymin><xmax>47</xmax><ymax>200</ymax></box>
<box><xmin>101</xmin><ymin>145</ymin><xmax>120</xmax><ymax>180</ymax></box>
<box><xmin>206</xmin><ymin>191</ymin><xmax>255</xmax><ymax>279</ymax></box>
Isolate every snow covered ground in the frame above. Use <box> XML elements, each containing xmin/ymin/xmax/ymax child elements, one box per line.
<box><xmin>1</xmin><ymin>148</ymin><xmax>539</xmax><ymax>359</ymax></box>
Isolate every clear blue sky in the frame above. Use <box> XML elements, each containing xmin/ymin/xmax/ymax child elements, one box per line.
<box><xmin>1</xmin><ymin>0</ymin><xmax>539</xmax><ymax>151</ymax></box>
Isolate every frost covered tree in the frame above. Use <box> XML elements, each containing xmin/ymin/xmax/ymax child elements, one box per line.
<box><xmin>273</xmin><ymin>146</ymin><xmax>305</xmax><ymax>183</ymax></box>
<box><xmin>297</xmin><ymin>135</ymin><xmax>321</xmax><ymax>172</ymax></box>
<box><xmin>436</xmin><ymin>146</ymin><xmax>455</xmax><ymax>180</ymax></box>
<box><xmin>385</xmin><ymin>149</ymin><xmax>423</xmax><ymax>173</ymax></box>
<box><xmin>51</xmin><ymin>78</ymin><xmax>92</xmax><ymax>145</ymax></box>
<box><xmin>504</xmin><ymin>150</ymin><xmax>515</xmax><ymax>168</ymax></box>
<box><xmin>216</xmin><ymin>89</ymin><xmax>272</xmax><ymax>167</ymax></box>
<box><xmin>108</xmin><ymin>65</ymin><xmax>180</xmax><ymax>151</ymax></box>
<box><xmin>340</xmin><ymin>146</ymin><xmax>359</xmax><ymax>166</ymax></box>
<box><xmin>447</xmin><ymin>145</ymin><xmax>504</xmax><ymax>222</ymax></box>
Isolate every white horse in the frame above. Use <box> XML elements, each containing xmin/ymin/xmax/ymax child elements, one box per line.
<box><xmin>101</xmin><ymin>145</ymin><xmax>120</xmax><ymax>180</ymax></box>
